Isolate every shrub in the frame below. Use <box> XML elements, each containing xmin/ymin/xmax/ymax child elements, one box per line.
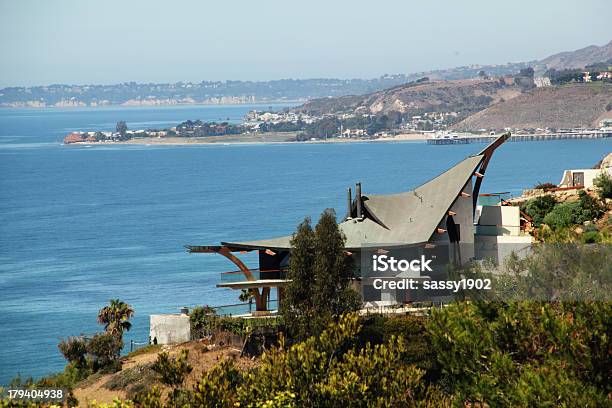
<box><xmin>58</xmin><ymin>336</ymin><xmax>88</xmax><ymax>369</ymax></box>
<box><xmin>581</xmin><ymin>230</ymin><xmax>602</xmax><ymax>243</ymax></box>
<box><xmin>533</xmin><ymin>182</ymin><xmax>556</xmax><ymax>190</ymax></box>
<box><xmin>522</xmin><ymin>195</ymin><xmax>557</xmax><ymax>226</ymax></box>
<box><xmin>87</xmin><ymin>332</ymin><xmax>123</xmax><ymax>371</ymax></box>
<box><xmin>576</xmin><ymin>190</ymin><xmax>604</xmax><ymax>222</ymax></box>
<box><xmin>543</xmin><ymin>201</ymin><xmax>580</xmax><ymax>229</ymax></box>
<box><xmin>189</xmin><ymin>305</ymin><xmax>216</xmax><ymax>338</ymax></box>
<box><xmin>151</xmin><ymin>350</ymin><xmax>192</xmax><ymax>389</ymax></box>
<box><xmin>593</xmin><ymin>171</ymin><xmax>612</xmax><ymax>199</ymax></box>
<box><xmin>427</xmin><ymin>302</ymin><xmax>611</xmax><ymax>406</ymax></box>
<box><xmin>542</xmin><ymin>192</ymin><xmax>604</xmax><ymax>230</ymax></box>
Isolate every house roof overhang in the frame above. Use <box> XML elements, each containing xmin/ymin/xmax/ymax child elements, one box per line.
<box><xmin>188</xmin><ymin>134</ymin><xmax>510</xmax><ymax>253</ymax></box>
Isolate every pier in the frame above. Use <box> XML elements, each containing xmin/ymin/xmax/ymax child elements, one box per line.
<box><xmin>427</xmin><ymin>130</ymin><xmax>612</xmax><ymax>145</ymax></box>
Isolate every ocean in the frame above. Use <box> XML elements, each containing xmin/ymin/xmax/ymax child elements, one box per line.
<box><xmin>0</xmin><ymin>104</ymin><xmax>609</xmax><ymax>385</ymax></box>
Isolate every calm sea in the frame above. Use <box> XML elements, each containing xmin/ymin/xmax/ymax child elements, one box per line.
<box><xmin>0</xmin><ymin>104</ymin><xmax>609</xmax><ymax>384</ymax></box>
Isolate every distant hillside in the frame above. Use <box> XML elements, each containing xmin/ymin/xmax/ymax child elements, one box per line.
<box><xmin>535</xmin><ymin>40</ymin><xmax>612</xmax><ymax>73</ymax></box>
<box><xmin>452</xmin><ymin>83</ymin><xmax>612</xmax><ymax>130</ymax></box>
<box><xmin>291</xmin><ymin>78</ymin><xmax>525</xmax><ymax>118</ymax></box>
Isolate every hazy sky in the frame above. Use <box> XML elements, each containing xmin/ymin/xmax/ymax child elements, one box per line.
<box><xmin>0</xmin><ymin>0</ymin><xmax>610</xmax><ymax>87</ymax></box>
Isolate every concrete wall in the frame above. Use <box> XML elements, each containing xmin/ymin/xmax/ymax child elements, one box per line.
<box><xmin>474</xmin><ymin>234</ymin><xmax>533</xmax><ymax>266</ymax></box>
<box><xmin>559</xmin><ymin>168</ymin><xmax>609</xmax><ymax>189</ymax></box>
<box><xmin>477</xmin><ymin>205</ymin><xmax>521</xmax><ymax>236</ymax></box>
<box><xmin>150</xmin><ymin>314</ymin><xmax>191</xmax><ymax>345</ymax></box>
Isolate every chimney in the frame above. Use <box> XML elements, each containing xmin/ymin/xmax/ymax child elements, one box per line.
<box><xmin>347</xmin><ymin>187</ymin><xmax>353</xmax><ymax>219</ymax></box>
<box><xmin>356</xmin><ymin>182</ymin><xmax>362</xmax><ymax>219</ymax></box>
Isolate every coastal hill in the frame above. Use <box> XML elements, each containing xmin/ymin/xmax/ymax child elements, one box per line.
<box><xmin>290</xmin><ymin>78</ymin><xmax>525</xmax><ymax>118</ymax></box>
<box><xmin>2</xmin><ymin>41</ymin><xmax>609</xmax><ymax>109</ymax></box>
<box><xmin>452</xmin><ymin>83</ymin><xmax>612</xmax><ymax>130</ymax></box>
<box><xmin>535</xmin><ymin>40</ymin><xmax>612</xmax><ymax>73</ymax></box>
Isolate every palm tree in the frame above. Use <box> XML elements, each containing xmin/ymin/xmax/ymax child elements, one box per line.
<box><xmin>97</xmin><ymin>299</ymin><xmax>134</xmax><ymax>337</ymax></box>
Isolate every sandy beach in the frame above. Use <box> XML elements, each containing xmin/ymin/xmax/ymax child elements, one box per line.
<box><xmin>74</xmin><ymin>132</ymin><xmax>429</xmax><ymax>146</ymax></box>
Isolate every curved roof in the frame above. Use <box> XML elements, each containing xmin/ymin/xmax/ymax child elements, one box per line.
<box><xmin>219</xmin><ymin>154</ymin><xmax>484</xmax><ymax>250</ymax></box>
<box><xmin>190</xmin><ymin>134</ymin><xmax>510</xmax><ymax>253</ymax></box>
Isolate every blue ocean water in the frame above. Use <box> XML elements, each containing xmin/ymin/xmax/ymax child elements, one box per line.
<box><xmin>0</xmin><ymin>104</ymin><xmax>609</xmax><ymax>385</ymax></box>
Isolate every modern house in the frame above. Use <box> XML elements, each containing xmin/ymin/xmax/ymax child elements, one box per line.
<box><xmin>558</xmin><ymin>166</ymin><xmax>611</xmax><ymax>189</ymax></box>
<box><xmin>187</xmin><ymin>134</ymin><xmax>530</xmax><ymax>314</ymax></box>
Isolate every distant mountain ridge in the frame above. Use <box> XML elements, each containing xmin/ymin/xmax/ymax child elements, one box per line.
<box><xmin>1</xmin><ymin>40</ymin><xmax>610</xmax><ymax>108</ymax></box>
<box><xmin>535</xmin><ymin>40</ymin><xmax>612</xmax><ymax>73</ymax></box>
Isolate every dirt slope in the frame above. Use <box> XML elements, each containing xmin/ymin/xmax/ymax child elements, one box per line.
<box><xmin>73</xmin><ymin>342</ymin><xmax>258</xmax><ymax>407</ymax></box>
<box><xmin>452</xmin><ymin>83</ymin><xmax>612</xmax><ymax>130</ymax></box>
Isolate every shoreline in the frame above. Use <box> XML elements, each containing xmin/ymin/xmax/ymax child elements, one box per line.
<box><xmin>65</xmin><ymin>132</ymin><xmax>430</xmax><ymax>146</ymax></box>
<box><xmin>0</xmin><ymin>100</ymin><xmax>305</xmax><ymax>110</ymax></box>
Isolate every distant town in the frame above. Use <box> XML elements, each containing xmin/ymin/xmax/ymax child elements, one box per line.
<box><xmin>64</xmin><ymin>62</ymin><xmax>612</xmax><ymax>145</ymax></box>
<box><xmin>2</xmin><ymin>63</ymin><xmax>534</xmax><ymax>108</ymax></box>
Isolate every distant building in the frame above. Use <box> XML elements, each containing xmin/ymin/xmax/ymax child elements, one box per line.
<box><xmin>150</xmin><ymin>310</ymin><xmax>190</xmax><ymax>345</ymax></box>
<box><xmin>558</xmin><ymin>165</ymin><xmax>611</xmax><ymax>189</ymax></box>
<box><xmin>597</xmin><ymin>71</ymin><xmax>612</xmax><ymax>80</ymax></box>
<box><xmin>534</xmin><ymin>77</ymin><xmax>552</xmax><ymax>87</ymax></box>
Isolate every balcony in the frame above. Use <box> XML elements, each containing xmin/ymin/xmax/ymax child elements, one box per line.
<box><xmin>220</xmin><ymin>269</ymin><xmax>286</xmax><ymax>283</ymax></box>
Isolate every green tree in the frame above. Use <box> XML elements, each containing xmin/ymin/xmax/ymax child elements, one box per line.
<box><xmin>594</xmin><ymin>171</ymin><xmax>612</xmax><ymax>199</ymax></box>
<box><xmin>116</xmin><ymin>121</ymin><xmax>128</xmax><ymax>138</ymax></box>
<box><xmin>281</xmin><ymin>218</ymin><xmax>317</xmax><ymax>339</ymax></box>
<box><xmin>312</xmin><ymin>209</ymin><xmax>361</xmax><ymax>323</ymax></box>
<box><xmin>522</xmin><ymin>195</ymin><xmax>557</xmax><ymax>226</ymax></box>
<box><xmin>282</xmin><ymin>211</ymin><xmax>360</xmax><ymax>340</ymax></box>
<box><xmin>93</xmin><ymin>131</ymin><xmax>105</xmax><ymax>141</ymax></box>
<box><xmin>97</xmin><ymin>299</ymin><xmax>134</xmax><ymax>337</ymax></box>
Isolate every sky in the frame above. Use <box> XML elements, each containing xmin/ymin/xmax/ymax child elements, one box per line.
<box><xmin>0</xmin><ymin>0</ymin><xmax>610</xmax><ymax>87</ymax></box>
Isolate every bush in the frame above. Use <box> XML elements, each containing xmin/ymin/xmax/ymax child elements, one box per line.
<box><xmin>581</xmin><ymin>230</ymin><xmax>602</xmax><ymax>243</ymax></box>
<box><xmin>533</xmin><ymin>182</ymin><xmax>557</xmax><ymax>190</ymax></box>
<box><xmin>87</xmin><ymin>332</ymin><xmax>123</xmax><ymax>371</ymax></box>
<box><xmin>522</xmin><ymin>195</ymin><xmax>557</xmax><ymax>226</ymax></box>
<box><xmin>151</xmin><ymin>350</ymin><xmax>192</xmax><ymax>389</ymax></box>
<box><xmin>427</xmin><ymin>302</ymin><xmax>610</xmax><ymax>406</ymax></box>
<box><xmin>576</xmin><ymin>190</ymin><xmax>604</xmax><ymax>222</ymax></box>
<box><xmin>58</xmin><ymin>336</ymin><xmax>88</xmax><ymax>369</ymax></box>
<box><xmin>594</xmin><ymin>171</ymin><xmax>612</xmax><ymax>199</ymax></box>
<box><xmin>542</xmin><ymin>193</ymin><xmax>603</xmax><ymax>230</ymax></box>
<box><xmin>189</xmin><ymin>305</ymin><xmax>216</xmax><ymax>338</ymax></box>
<box><xmin>225</xmin><ymin>313</ymin><xmax>441</xmax><ymax>407</ymax></box>
<box><xmin>543</xmin><ymin>201</ymin><xmax>580</xmax><ymax>229</ymax></box>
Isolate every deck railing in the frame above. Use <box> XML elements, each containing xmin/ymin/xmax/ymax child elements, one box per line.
<box><xmin>220</xmin><ymin>269</ymin><xmax>286</xmax><ymax>283</ymax></box>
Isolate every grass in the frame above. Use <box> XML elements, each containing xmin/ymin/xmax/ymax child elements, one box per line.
<box><xmin>125</xmin><ymin>344</ymin><xmax>161</xmax><ymax>359</ymax></box>
<box><xmin>104</xmin><ymin>363</ymin><xmax>157</xmax><ymax>393</ymax></box>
